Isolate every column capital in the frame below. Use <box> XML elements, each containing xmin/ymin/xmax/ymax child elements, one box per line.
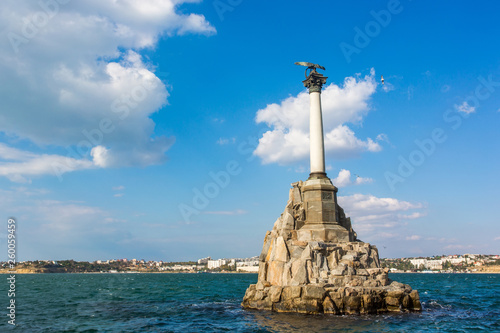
<box><xmin>303</xmin><ymin>72</ymin><xmax>328</xmax><ymax>93</ymax></box>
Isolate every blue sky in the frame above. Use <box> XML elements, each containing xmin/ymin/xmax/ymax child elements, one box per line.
<box><xmin>0</xmin><ymin>0</ymin><xmax>499</xmax><ymax>261</ymax></box>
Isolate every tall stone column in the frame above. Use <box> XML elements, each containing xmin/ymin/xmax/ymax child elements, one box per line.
<box><xmin>304</xmin><ymin>73</ymin><xmax>327</xmax><ymax>179</ymax></box>
<box><xmin>297</xmin><ymin>67</ymin><xmax>349</xmax><ymax>242</ymax></box>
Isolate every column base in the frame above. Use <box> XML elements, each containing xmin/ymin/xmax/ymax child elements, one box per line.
<box><xmin>308</xmin><ymin>172</ymin><xmax>328</xmax><ymax>180</ymax></box>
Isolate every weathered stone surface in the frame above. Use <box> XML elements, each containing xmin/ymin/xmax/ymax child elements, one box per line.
<box><xmin>410</xmin><ymin>290</ymin><xmax>422</xmax><ymax>311</ymax></box>
<box><xmin>254</xmin><ymin>290</ymin><xmax>265</xmax><ymax>301</ymax></box>
<box><xmin>268</xmin><ymin>261</ymin><xmax>284</xmax><ymax>286</ymax></box>
<box><xmin>258</xmin><ymin>262</ymin><xmax>267</xmax><ymax>282</ymax></box>
<box><xmin>345</xmin><ymin>296</ymin><xmax>361</xmax><ymax>314</ymax></box>
<box><xmin>282</xmin><ymin>286</ymin><xmax>302</xmax><ymax>300</ymax></box>
<box><xmin>293</xmin><ymin>299</ymin><xmax>322</xmax><ymax>314</ymax></box>
<box><xmin>265</xmin><ymin>238</ymin><xmax>274</xmax><ymax>262</ymax></box>
<box><xmin>282</xmin><ymin>262</ymin><xmax>292</xmax><ymax>286</ymax></box>
<box><xmin>385</xmin><ymin>296</ymin><xmax>401</xmax><ymax>311</ymax></box>
<box><xmin>282</xmin><ymin>212</ymin><xmax>295</xmax><ymax>230</ymax></box>
<box><xmin>290</xmin><ymin>260</ymin><xmax>308</xmax><ymax>286</ymax></box>
<box><xmin>322</xmin><ymin>296</ymin><xmax>338</xmax><ymax>314</ymax></box>
<box><xmin>269</xmin><ymin>286</ymin><xmax>282</xmax><ymax>303</ymax></box>
<box><xmin>303</xmin><ymin>285</ymin><xmax>326</xmax><ymax>300</ymax></box>
<box><xmin>274</xmin><ymin>236</ymin><xmax>289</xmax><ymax>262</ymax></box>
<box><xmin>241</xmin><ymin>178</ymin><xmax>421</xmax><ymax>315</ymax></box>
<box><xmin>361</xmin><ymin>294</ymin><xmax>375</xmax><ymax>314</ymax></box>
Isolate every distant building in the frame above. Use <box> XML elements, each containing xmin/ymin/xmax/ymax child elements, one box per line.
<box><xmin>410</xmin><ymin>259</ymin><xmax>427</xmax><ymax>268</ymax></box>
<box><xmin>207</xmin><ymin>259</ymin><xmax>227</xmax><ymax>269</ymax></box>
<box><xmin>197</xmin><ymin>257</ymin><xmax>211</xmax><ymax>265</ymax></box>
<box><xmin>236</xmin><ymin>256</ymin><xmax>259</xmax><ymax>272</ymax></box>
<box><xmin>427</xmin><ymin>260</ymin><xmax>442</xmax><ymax>270</ymax></box>
<box><xmin>237</xmin><ymin>266</ymin><xmax>259</xmax><ymax>273</ymax></box>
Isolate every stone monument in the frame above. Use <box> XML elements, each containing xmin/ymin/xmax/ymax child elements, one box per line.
<box><xmin>241</xmin><ymin>63</ymin><xmax>422</xmax><ymax>314</ymax></box>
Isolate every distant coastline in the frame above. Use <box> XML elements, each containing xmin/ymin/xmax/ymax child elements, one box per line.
<box><xmin>2</xmin><ymin>254</ymin><xmax>498</xmax><ymax>275</ymax></box>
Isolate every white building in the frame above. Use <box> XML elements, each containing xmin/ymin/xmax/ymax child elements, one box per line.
<box><xmin>237</xmin><ymin>266</ymin><xmax>259</xmax><ymax>273</ymax></box>
<box><xmin>426</xmin><ymin>260</ymin><xmax>443</xmax><ymax>270</ymax></box>
<box><xmin>410</xmin><ymin>259</ymin><xmax>427</xmax><ymax>268</ymax></box>
<box><xmin>236</xmin><ymin>256</ymin><xmax>259</xmax><ymax>272</ymax></box>
<box><xmin>207</xmin><ymin>259</ymin><xmax>227</xmax><ymax>269</ymax></box>
<box><xmin>197</xmin><ymin>257</ymin><xmax>211</xmax><ymax>265</ymax></box>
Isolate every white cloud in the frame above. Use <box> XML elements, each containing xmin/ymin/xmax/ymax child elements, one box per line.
<box><xmin>0</xmin><ymin>1</ymin><xmax>214</xmax><ymax>181</ymax></box>
<box><xmin>494</xmin><ymin>236</ymin><xmax>500</xmax><ymax>241</ymax></box>
<box><xmin>254</xmin><ymin>69</ymin><xmax>384</xmax><ymax>165</ymax></box>
<box><xmin>112</xmin><ymin>185</ymin><xmax>125</xmax><ymax>191</ymax></box>
<box><xmin>406</xmin><ymin>235</ymin><xmax>421</xmax><ymax>241</ymax></box>
<box><xmin>333</xmin><ymin>169</ymin><xmax>352</xmax><ymax>187</ymax></box>
<box><xmin>332</xmin><ymin>169</ymin><xmax>373</xmax><ymax>188</ymax></box>
<box><xmin>0</xmin><ymin>143</ymin><xmax>95</xmax><ymax>183</ymax></box>
<box><xmin>338</xmin><ymin>193</ymin><xmax>425</xmax><ymax>234</ymax></box>
<box><xmin>454</xmin><ymin>101</ymin><xmax>476</xmax><ymax>114</ymax></box>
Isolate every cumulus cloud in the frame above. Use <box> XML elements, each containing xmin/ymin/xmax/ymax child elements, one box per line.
<box><xmin>254</xmin><ymin>69</ymin><xmax>385</xmax><ymax>165</ymax></box>
<box><xmin>332</xmin><ymin>169</ymin><xmax>373</xmax><ymax>188</ymax></box>
<box><xmin>0</xmin><ymin>0</ymin><xmax>214</xmax><ymax>181</ymax></box>
<box><xmin>338</xmin><ymin>194</ymin><xmax>425</xmax><ymax>234</ymax></box>
<box><xmin>454</xmin><ymin>101</ymin><xmax>476</xmax><ymax>114</ymax></box>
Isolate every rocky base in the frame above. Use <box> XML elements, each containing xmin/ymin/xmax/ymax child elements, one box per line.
<box><xmin>242</xmin><ymin>282</ymin><xmax>421</xmax><ymax>315</ymax></box>
<box><xmin>242</xmin><ymin>179</ymin><xmax>422</xmax><ymax>315</ymax></box>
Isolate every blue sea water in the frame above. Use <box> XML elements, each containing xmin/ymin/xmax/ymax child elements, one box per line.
<box><xmin>0</xmin><ymin>273</ymin><xmax>498</xmax><ymax>332</ymax></box>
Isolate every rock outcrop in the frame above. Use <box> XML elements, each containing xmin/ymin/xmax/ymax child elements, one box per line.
<box><xmin>242</xmin><ymin>179</ymin><xmax>421</xmax><ymax>314</ymax></box>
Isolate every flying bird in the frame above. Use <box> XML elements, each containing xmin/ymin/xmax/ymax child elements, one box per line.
<box><xmin>381</xmin><ymin>75</ymin><xmax>385</xmax><ymax>85</ymax></box>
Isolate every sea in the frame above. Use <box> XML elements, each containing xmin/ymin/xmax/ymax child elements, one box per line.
<box><xmin>0</xmin><ymin>273</ymin><xmax>498</xmax><ymax>332</ymax></box>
